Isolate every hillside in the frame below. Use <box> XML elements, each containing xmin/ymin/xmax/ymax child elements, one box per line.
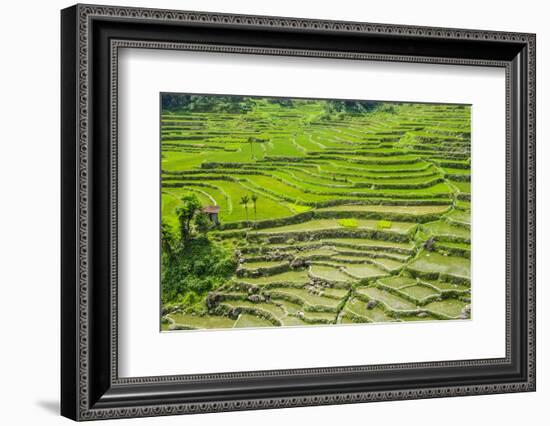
<box><xmin>160</xmin><ymin>96</ymin><xmax>471</xmax><ymax>330</ymax></box>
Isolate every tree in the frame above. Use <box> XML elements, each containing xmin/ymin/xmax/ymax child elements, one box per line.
<box><xmin>250</xmin><ymin>193</ymin><xmax>258</xmax><ymax>221</ymax></box>
<box><xmin>195</xmin><ymin>212</ymin><xmax>211</xmax><ymax>235</ymax></box>
<box><xmin>161</xmin><ymin>94</ymin><xmax>254</xmax><ymax>114</ymax></box>
<box><xmin>240</xmin><ymin>195</ymin><xmax>250</xmax><ymax>223</ymax></box>
<box><xmin>160</xmin><ymin>220</ymin><xmax>175</xmax><ymax>258</ymax></box>
<box><xmin>176</xmin><ymin>194</ymin><xmax>202</xmax><ymax>242</ymax></box>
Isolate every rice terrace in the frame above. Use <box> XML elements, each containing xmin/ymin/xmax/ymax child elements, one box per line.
<box><xmin>160</xmin><ymin>94</ymin><xmax>472</xmax><ymax>331</ymax></box>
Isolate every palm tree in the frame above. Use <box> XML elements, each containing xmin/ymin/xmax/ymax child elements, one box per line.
<box><xmin>240</xmin><ymin>195</ymin><xmax>250</xmax><ymax>223</ymax></box>
<box><xmin>250</xmin><ymin>193</ymin><xmax>258</xmax><ymax>220</ymax></box>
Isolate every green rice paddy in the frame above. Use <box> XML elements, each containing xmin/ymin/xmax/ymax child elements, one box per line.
<box><xmin>161</xmin><ymin>95</ymin><xmax>471</xmax><ymax>331</ymax></box>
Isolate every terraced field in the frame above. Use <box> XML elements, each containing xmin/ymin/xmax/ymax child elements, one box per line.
<box><xmin>160</xmin><ymin>95</ymin><xmax>471</xmax><ymax>331</ymax></box>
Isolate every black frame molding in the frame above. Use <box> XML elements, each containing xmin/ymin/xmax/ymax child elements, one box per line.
<box><xmin>61</xmin><ymin>4</ymin><xmax>536</xmax><ymax>421</ymax></box>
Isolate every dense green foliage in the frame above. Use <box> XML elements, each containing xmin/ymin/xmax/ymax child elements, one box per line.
<box><xmin>323</xmin><ymin>99</ymin><xmax>381</xmax><ymax>117</ymax></box>
<box><xmin>162</xmin><ymin>94</ymin><xmax>254</xmax><ymax>113</ymax></box>
<box><xmin>161</xmin><ymin>233</ymin><xmax>237</xmax><ymax>308</ymax></box>
<box><xmin>161</xmin><ymin>193</ymin><xmax>237</xmax><ymax>307</ymax></box>
<box><xmin>162</xmin><ymin>94</ymin><xmax>383</xmax><ymax>115</ymax></box>
<box><xmin>176</xmin><ymin>194</ymin><xmax>202</xmax><ymax>241</ymax></box>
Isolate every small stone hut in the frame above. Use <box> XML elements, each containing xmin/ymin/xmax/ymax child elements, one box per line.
<box><xmin>203</xmin><ymin>205</ymin><xmax>220</xmax><ymax>225</ymax></box>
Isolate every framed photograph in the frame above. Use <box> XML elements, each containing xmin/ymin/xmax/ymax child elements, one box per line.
<box><xmin>61</xmin><ymin>4</ymin><xmax>536</xmax><ymax>421</ymax></box>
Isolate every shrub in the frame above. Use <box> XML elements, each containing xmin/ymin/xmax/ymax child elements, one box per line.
<box><xmin>377</xmin><ymin>220</ymin><xmax>392</xmax><ymax>229</ymax></box>
<box><xmin>161</xmin><ymin>237</ymin><xmax>237</xmax><ymax>306</ymax></box>
<box><xmin>338</xmin><ymin>218</ymin><xmax>358</xmax><ymax>228</ymax></box>
<box><xmin>194</xmin><ymin>212</ymin><xmax>211</xmax><ymax>235</ymax></box>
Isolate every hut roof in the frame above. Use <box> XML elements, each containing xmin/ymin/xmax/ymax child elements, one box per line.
<box><xmin>203</xmin><ymin>205</ymin><xmax>220</xmax><ymax>214</ymax></box>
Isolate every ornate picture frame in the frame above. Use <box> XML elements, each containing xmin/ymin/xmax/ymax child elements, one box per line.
<box><xmin>61</xmin><ymin>4</ymin><xmax>535</xmax><ymax>421</ymax></box>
